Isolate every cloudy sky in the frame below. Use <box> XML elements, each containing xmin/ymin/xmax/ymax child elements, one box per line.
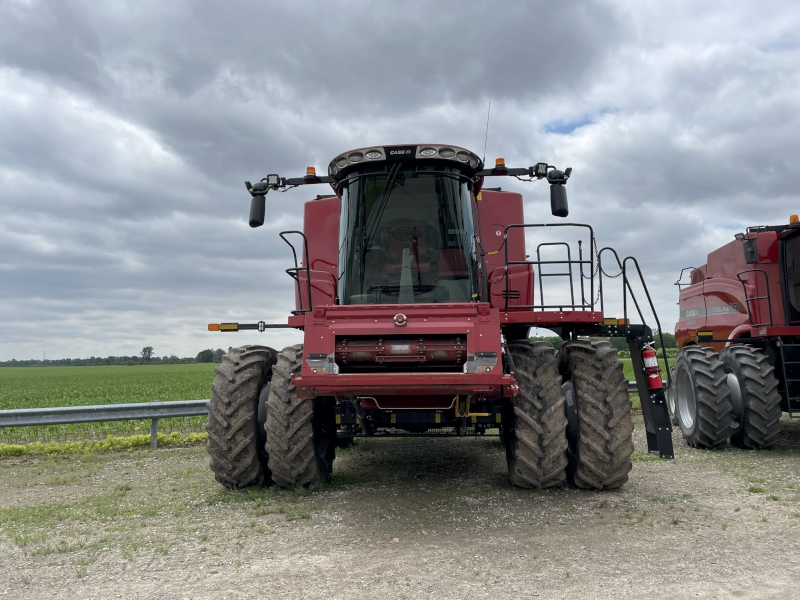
<box><xmin>1</xmin><ymin>0</ymin><xmax>798</xmax><ymax>361</ymax></box>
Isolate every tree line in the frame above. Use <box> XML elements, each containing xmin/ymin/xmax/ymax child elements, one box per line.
<box><xmin>0</xmin><ymin>347</ymin><xmax>228</xmax><ymax>367</ymax></box>
<box><xmin>3</xmin><ymin>334</ymin><xmax>679</xmax><ymax>368</ymax></box>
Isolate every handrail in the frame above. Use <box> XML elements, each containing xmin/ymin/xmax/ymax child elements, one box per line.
<box><xmin>596</xmin><ymin>246</ymin><xmax>673</xmax><ymax>389</ymax></box>
<box><xmin>737</xmin><ymin>269</ymin><xmax>773</xmax><ymax>327</ymax></box>
<box><xmin>502</xmin><ymin>223</ymin><xmax>595</xmax><ymax>312</ymax></box>
<box><xmin>674</xmin><ymin>266</ymin><xmax>699</xmax><ymax>290</ymax></box>
<box><xmin>279</xmin><ymin>230</ymin><xmax>313</xmax><ymax>314</ymax></box>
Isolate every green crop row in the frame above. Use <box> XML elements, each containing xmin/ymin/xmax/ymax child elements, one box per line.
<box><xmin>0</xmin><ymin>364</ymin><xmax>216</xmax><ymax>443</ymax></box>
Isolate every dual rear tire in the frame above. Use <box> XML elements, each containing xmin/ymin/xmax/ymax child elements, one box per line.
<box><xmin>207</xmin><ymin>344</ymin><xmax>336</xmax><ymax>489</ymax></box>
<box><xmin>206</xmin><ymin>345</ymin><xmax>277</xmax><ymax>488</ymax></box>
<box><xmin>505</xmin><ymin>339</ymin><xmax>633</xmax><ymax>490</ymax></box>
<box><xmin>673</xmin><ymin>345</ymin><xmax>781</xmax><ymax>449</ymax></box>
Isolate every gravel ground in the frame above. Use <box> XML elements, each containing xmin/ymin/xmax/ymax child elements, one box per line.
<box><xmin>1</xmin><ymin>414</ymin><xmax>799</xmax><ymax>599</ymax></box>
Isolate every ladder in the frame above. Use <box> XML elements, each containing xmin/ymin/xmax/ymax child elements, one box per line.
<box><xmin>778</xmin><ymin>341</ymin><xmax>800</xmax><ymax>418</ymax></box>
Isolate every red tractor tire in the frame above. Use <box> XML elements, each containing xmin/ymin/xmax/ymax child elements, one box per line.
<box><xmin>720</xmin><ymin>345</ymin><xmax>782</xmax><ymax>449</ymax></box>
<box><xmin>673</xmin><ymin>346</ymin><xmax>733</xmax><ymax>449</ymax></box>
<box><xmin>558</xmin><ymin>339</ymin><xmax>633</xmax><ymax>490</ymax></box>
<box><xmin>206</xmin><ymin>345</ymin><xmax>277</xmax><ymax>488</ymax></box>
<box><xmin>505</xmin><ymin>340</ymin><xmax>568</xmax><ymax>488</ymax></box>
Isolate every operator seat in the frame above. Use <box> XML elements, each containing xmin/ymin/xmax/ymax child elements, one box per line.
<box><xmin>383</xmin><ymin>225</ymin><xmax>433</xmax><ymax>276</ymax></box>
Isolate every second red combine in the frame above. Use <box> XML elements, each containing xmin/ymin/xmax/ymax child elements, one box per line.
<box><xmin>674</xmin><ymin>219</ymin><xmax>800</xmax><ymax>449</ymax></box>
<box><xmin>207</xmin><ymin>144</ymin><xmax>673</xmax><ymax>491</ymax></box>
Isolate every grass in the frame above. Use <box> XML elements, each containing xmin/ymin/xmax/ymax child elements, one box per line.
<box><xmin>0</xmin><ymin>363</ymin><xmax>216</xmax><ymax>443</ymax></box>
<box><xmin>0</xmin><ymin>432</ymin><xmax>207</xmax><ymax>457</ymax></box>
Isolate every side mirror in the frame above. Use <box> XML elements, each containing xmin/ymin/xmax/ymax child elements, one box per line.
<box><xmin>550</xmin><ymin>184</ymin><xmax>569</xmax><ymax>218</ymax></box>
<box><xmin>742</xmin><ymin>238</ymin><xmax>758</xmax><ymax>264</ymax></box>
<box><xmin>249</xmin><ymin>195</ymin><xmax>266</xmax><ymax>228</ymax></box>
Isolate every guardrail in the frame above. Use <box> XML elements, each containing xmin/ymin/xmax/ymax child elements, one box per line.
<box><xmin>0</xmin><ymin>400</ymin><xmax>209</xmax><ymax>449</ymax></box>
<box><xmin>0</xmin><ymin>382</ymin><xmax>659</xmax><ymax>448</ymax></box>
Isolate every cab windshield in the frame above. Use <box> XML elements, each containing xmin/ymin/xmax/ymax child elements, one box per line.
<box><xmin>784</xmin><ymin>234</ymin><xmax>800</xmax><ymax>325</ymax></box>
<box><xmin>338</xmin><ymin>166</ymin><xmax>477</xmax><ymax>304</ymax></box>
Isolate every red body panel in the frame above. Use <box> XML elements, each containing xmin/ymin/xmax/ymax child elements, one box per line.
<box><xmin>290</xmin><ymin>187</ymin><xmax>608</xmax><ymax>402</ymax></box>
<box><xmin>294</xmin><ymin>303</ymin><xmax>514</xmax><ymax>400</ymax></box>
<box><xmin>476</xmin><ymin>190</ymin><xmax>527</xmax><ymax>276</ymax></box>
<box><xmin>296</xmin><ymin>196</ymin><xmax>340</xmax><ymax>311</ymax></box>
<box><xmin>676</xmin><ymin>231</ymin><xmax>795</xmax><ymax>352</ymax></box>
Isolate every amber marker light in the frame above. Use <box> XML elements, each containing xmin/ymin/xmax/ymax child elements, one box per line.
<box><xmin>306</xmin><ymin>166</ymin><xmax>316</xmax><ymax>176</ymax></box>
<box><xmin>208</xmin><ymin>324</ymin><xmax>220</xmax><ymax>331</ymax></box>
<box><xmin>495</xmin><ymin>157</ymin><xmax>506</xmax><ymax>168</ymax></box>
<box><xmin>791</xmin><ymin>214</ymin><xmax>799</xmax><ymax>224</ymax></box>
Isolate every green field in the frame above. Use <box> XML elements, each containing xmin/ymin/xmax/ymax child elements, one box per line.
<box><xmin>0</xmin><ymin>364</ymin><xmax>216</xmax><ymax>444</ymax></box>
<box><xmin>0</xmin><ymin>357</ymin><xmax>669</xmax><ymax>445</ymax></box>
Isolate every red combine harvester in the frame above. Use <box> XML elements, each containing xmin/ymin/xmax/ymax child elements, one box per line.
<box><xmin>673</xmin><ymin>219</ymin><xmax>800</xmax><ymax>449</ymax></box>
<box><xmin>207</xmin><ymin>144</ymin><xmax>673</xmax><ymax>490</ymax></box>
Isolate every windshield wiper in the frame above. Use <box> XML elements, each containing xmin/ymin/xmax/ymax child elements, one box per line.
<box><xmin>358</xmin><ymin>162</ymin><xmax>403</xmax><ymax>293</ymax></box>
<box><xmin>363</xmin><ymin>162</ymin><xmax>403</xmax><ymax>248</ymax></box>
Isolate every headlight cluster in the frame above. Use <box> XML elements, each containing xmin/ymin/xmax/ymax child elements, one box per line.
<box><xmin>417</xmin><ymin>147</ymin><xmax>480</xmax><ymax>168</ymax></box>
<box><xmin>328</xmin><ymin>145</ymin><xmax>483</xmax><ymax>178</ymax></box>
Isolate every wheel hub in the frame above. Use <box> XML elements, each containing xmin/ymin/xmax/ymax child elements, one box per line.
<box><xmin>726</xmin><ymin>373</ymin><xmax>743</xmax><ymax>429</ymax></box>
<box><xmin>676</xmin><ymin>365</ymin><xmax>696</xmax><ymax>429</ymax></box>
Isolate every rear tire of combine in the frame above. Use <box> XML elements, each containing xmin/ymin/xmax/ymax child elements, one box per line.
<box><xmin>206</xmin><ymin>345</ymin><xmax>277</xmax><ymax>488</ymax></box>
<box><xmin>266</xmin><ymin>345</ymin><xmax>336</xmax><ymax>487</ymax></box>
<box><xmin>667</xmin><ymin>368</ymin><xmax>679</xmax><ymax>426</ymax></box>
<box><xmin>558</xmin><ymin>339</ymin><xmax>633</xmax><ymax>490</ymax></box>
<box><xmin>673</xmin><ymin>346</ymin><xmax>733</xmax><ymax>448</ymax></box>
<box><xmin>505</xmin><ymin>340</ymin><xmax>568</xmax><ymax>488</ymax></box>
<box><xmin>720</xmin><ymin>345</ymin><xmax>782</xmax><ymax>449</ymax></box>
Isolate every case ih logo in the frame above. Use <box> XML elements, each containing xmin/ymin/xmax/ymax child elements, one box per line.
<box><xmin>386</xmin><ymin>146</ymin><xmax>417</xmax><ymax>161</ymax></box>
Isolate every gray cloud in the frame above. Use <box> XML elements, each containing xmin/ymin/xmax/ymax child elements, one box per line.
<box><xmin>1</xmin><ymin>0</ymin><xmax>799</xmax><ymax>360</ymax></box>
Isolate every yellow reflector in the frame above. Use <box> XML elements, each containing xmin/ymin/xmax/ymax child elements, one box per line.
<box><xmin>495</xmin><ymin>157</ymin><xmax>506</xmax><ymax>168</ymax></box>
<box><xmin>791</xmin><ymin>214</ymin><xmax>799</xmax><ymax>224</ymax></box>
<box><xmin>219</xmin><ymin>323</ymin><xmax>238</xmax><ymax>331</ymax></box>
<box><xmin>208</xmin><ymin>324</ymin><xmax>220</xmax><ymax>331</ymax></box>
<box><xmin>697</xmin><ymin>330</ymin><xmax>714</xmax><ymax>339</ymax></box>
<box><xmin>603</xmin><ymin>318</ymin><xmax>618</xmax><ymax>325</ymax></box>
<box><xmin>306</xmin><ymin>166</ymin><xmax>316</xmax><ymax>176</ymax></box>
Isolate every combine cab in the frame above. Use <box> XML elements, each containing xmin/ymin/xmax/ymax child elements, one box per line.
<box><xmin>206</xmin><ymin>144</ymin><xmax>674</xmax><ymax>491</ymax></box>
<box><xmin>674</xmin><ymin>220</ymin><xmax>800</xmax><ymax>449</ymax></box>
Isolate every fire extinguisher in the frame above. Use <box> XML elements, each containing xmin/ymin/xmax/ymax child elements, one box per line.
<box><xmin>642</xmin><ymin>343</ymin><xmax>663</xmax><ymax>390</ymax></box>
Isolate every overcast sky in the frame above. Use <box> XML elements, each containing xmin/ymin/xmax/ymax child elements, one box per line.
<box><xmin>1</xmin><ymin>0</ymin><xmax>798</xmax><ymax>361</ymax></box>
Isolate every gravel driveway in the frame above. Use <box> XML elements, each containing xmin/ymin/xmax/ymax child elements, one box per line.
<box><xmin>1</xmin><ymin>414</ymin><xmax>799</xmax><ymax>599</ymax></box>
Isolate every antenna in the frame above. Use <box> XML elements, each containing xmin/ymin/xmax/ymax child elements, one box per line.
<box><xmin>482</xmin><ymin>101</ymin><xmax>491</xmax><ymax>164</ymax></box>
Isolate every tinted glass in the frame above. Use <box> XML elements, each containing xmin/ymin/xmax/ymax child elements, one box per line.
<box><xmin>338</xmin><ymin>167</ymin><xmax>476</xmax><ymax>304</ymax></box>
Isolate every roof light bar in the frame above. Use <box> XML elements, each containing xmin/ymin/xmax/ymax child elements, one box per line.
<box><xmin>327</xmin><ymin>144</ymin><xmax>484</xmax><ymax>180</ymax></box>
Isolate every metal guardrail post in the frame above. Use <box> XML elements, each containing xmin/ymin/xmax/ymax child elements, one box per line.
<box><xmin>150</xmin><ymin>419</ymin><xmax>159</xmax><ymax>449</ymax></box>
<box><xmin>150</xmin><ymin>400</ymin><xmax>160</xmax><ymax>449</ymax></box>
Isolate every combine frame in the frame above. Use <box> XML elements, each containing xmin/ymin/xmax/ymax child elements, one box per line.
<box><xmin>206</xmin><ymin>144</ymin><xmax>674</xmax><ymax>492</ymax></box>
